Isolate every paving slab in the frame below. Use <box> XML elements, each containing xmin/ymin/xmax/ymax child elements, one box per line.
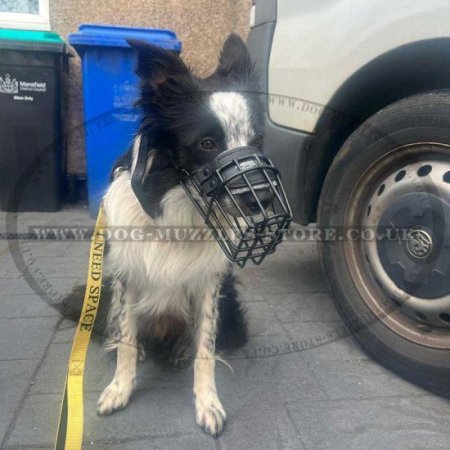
<box><xmin>87</xmin><ymin>434</ymin><xmax>217</xmax><ymax>450</ymax></box>
<box><xmin>1</xmin><ymin>206</ymin><xmax>450</xmax><ymax>449</ymax></box>
<box><xmin>244</xmin><ymin>301</ymin><xmax>287</xmax><ymax>337</ymax></box>
<box><xmin>236</xmin><ymin>270</ymin><xmax>266</xmax><ymax>302</ymax></box>
<box><xmin>0</xmin><ymin>294</ymin><xmax>59</xmax><ymax>318</ymax></box>
<box><xmin>5</xmin><ymin>388</ymin><xmax>198</xmax><ymax>448</ymax></box>
<box><xmin>282</xmin><ymin>320</ymin><xmax>370</xmax><ymax>364</ymax></box>
<box><xmin>307</xmin><ymin>359</ymin><xmax>428</xmax><ymax>400</ymax></box>
<box><xmin>219</xmin><ymin>401</ymin><xmax>305</xmax><ymax>450</ymax></box>
<box><xmin>287</xmin><ymin>396</ymin><xmax>450</xmax><ymax>450</ymax></box>
<box><xmin>265</xmin><ymin>291</ymin><xmax>341</xmax><ymax>324</ymax></box>
<box><xmin>248</xmin><ymin>259</ymin><xmax>328</xmax><ymax>295</ymax></box>
<box><xmin>0</xmin><ymin>278</ymin><xmax>36</xmax><ymax>295</ymax></box>
<box><xmin>0</xmin><ymin>316</ymin><xmax>59</xmax><ymax>360</ymax></box>
<box><xmin>52</xmin><ymin>319</ymin><xmax>77</xmax><ymax>344</ymax></box>
<box><xmin>0</xmin><ymin>360</ymin><xmax>39</xmax><ymax>441</ymax></box>
<box><xmin>224</xmin><ymin>335</ymin><xmax>328</xmax><ymax>406</ymax></box>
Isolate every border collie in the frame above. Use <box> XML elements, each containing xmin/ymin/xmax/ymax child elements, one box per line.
<box><xmin>67</xmin><ymin>34</ymin><xmax>265</xmax><ymax>437</ymax></box>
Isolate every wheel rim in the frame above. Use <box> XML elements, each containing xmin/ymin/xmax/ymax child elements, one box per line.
<box><xmin>345</xmin><ymin>143</ymin><xmax>450</xmax><ymax>349</ymax></box>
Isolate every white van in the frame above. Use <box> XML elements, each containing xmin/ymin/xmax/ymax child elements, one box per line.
<box><xmin>248</xmin><ymin>0</ymin><xmax>450</xmax><ymax>392</ymax></box>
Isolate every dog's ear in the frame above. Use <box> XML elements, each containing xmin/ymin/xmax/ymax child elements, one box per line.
<box><xmin>216</xmin><ymin>34</ymin><xmax>254</xmax><ymax>81</ymax></box>
<box><xmin>127</xmin><ymin>39</ymin><xmax>195</xmax><ymax>107</ymax></box>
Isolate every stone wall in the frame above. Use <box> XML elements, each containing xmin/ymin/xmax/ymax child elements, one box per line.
<box><xmin>50</xmin><ymin>0</ymin><xmax>252</xmax><ymax>174</ymax></box>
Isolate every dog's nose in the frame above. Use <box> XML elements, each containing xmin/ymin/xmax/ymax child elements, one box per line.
<box><xmin>242</xmin><ymin>190</ymin><xmax>273</xmax><ymax>214</ymax></box>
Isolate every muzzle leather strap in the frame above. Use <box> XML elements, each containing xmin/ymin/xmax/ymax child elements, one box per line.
<box><xmin>131</xmin><ymin>134</ymin><xmax>159</xmax><ymax>219</ymax></box>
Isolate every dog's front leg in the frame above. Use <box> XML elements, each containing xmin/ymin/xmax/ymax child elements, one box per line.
<box><xmin>194</xmin><ymin>284</ymin><xmax>226</xmax><ymax>437</ymax></box>
<box><xmin>97</xmin><ymin>301</ymin><xmax>137</xmax><ymax>415</ymax></box>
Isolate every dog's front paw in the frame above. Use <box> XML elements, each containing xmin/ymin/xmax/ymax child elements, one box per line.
<box><xmin>97</xmin><ymin>380</ymin><xmax>134</xmax><ymax>415</ymax></box>
<box><xmin>195</xmin><ymin>394</ymin><xmax>226</xmax><ymax>438</ymax></box>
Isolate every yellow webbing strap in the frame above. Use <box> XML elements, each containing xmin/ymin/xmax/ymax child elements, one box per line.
<box><xmin>55</xmin><ymin>207</ymin><xmax>106</xmax><ymax>450</ymax></box>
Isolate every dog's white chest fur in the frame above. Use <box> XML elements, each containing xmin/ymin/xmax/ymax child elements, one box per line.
<box><xmin>103</xmin><ymin>171</ymin><xmax>228</xmax><ymax>317</ymax></box>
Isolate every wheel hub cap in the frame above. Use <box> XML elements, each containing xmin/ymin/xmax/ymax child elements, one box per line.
<box><xmin>406</xmin><ymin>229</ymin><xmax>433</xmax><ymax>260</ymax></box>
<box><xmin>363</xmin><ymin>159</ymin><xmax>450</xmax><ymax>328</ymax></box>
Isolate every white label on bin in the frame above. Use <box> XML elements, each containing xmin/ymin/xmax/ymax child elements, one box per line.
<box><xmin>0</xmin><ymin>73</ymin><xmax>46</xmax><ymax>96</ymax></box>
<box><xmin>13</xmin><ymin>96</ymin><xmax>33</xmax><ymax>102</ymax></box>
<box><xmin>0</xmin><ymin>74</ymin><xmax>19</xmax><ymax>94</ymax></box>
<box><xmin>20</xmin><ymin>81</ymin><xmax>46</xmax><ymax>93</ymax></box>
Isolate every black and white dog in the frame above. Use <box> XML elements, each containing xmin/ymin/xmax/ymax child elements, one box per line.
<box><xmin>89</xmin><ymin>34</ymin><xmax>265</xmax><ymax>437</ymax></box>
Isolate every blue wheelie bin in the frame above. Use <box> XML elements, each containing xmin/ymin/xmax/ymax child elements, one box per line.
<box><xmin>69</xmin><ymin>24</ymin><xmax>182</xmax><ymax>216</ymax></box>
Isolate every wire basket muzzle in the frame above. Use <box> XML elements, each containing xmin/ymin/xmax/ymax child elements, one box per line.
<box><xmin>182</xmin><ymin>146</ymin><xmax>292</xmax><ymax>266</ymax></box>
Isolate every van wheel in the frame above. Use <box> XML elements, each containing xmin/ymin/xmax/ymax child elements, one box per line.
<box><xmin>318</xmin><ymin>91</ymin><xmax>450</xmax><ymax>393</ymax></box>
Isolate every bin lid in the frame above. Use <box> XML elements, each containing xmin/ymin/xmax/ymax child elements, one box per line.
<box><xmin>0</xmin><ymin>29</ymin><xmax>66</xmax><ymax>53</ymax></box>
<box><xmin>68</xmin><ymin>24</ymin><xmax>182</xmax><ymax>52</ymax></box>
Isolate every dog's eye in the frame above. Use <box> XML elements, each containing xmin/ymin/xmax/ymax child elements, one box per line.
<box><xmin>251</xmin><ymin>135</ymin><xmax>263</xmax><ymax>147</ymax></box>
<box><xmin>200</xmin><ymin>138</ymin><xmax>217</xmax><ymax>151</ymax></box>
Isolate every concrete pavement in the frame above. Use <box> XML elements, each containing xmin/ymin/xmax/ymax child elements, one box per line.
<box><xmin>1</xmin><ymin>206</ymin><xmax>449</xmax><ymax>449</ymax></box>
